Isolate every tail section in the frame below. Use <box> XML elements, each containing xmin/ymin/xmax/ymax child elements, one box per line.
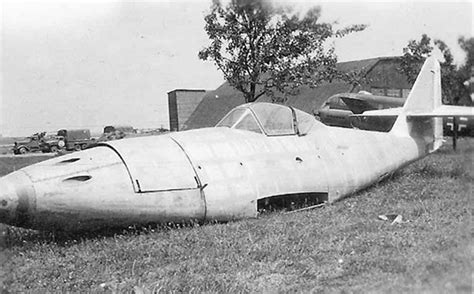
<box><xmin>349</xmin><ymin>56</ymin><xmax>473</xmax><ymax>153</ymax></box>
<box><xmin>390</xmin><ymin>56</ymin><xmax>474</xmax><ymax>153</ymax></box>
<box><xmin>394</xmin><ymin>56</ymin><xmax>442</xmax><ymax>116</ymax></box>
<box><xmin>390</xmin><ymin>56</ymin><xmax>443</xmax><ymax>152</ymax></box>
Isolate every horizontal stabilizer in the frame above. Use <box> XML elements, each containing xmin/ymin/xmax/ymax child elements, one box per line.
<box><xmin>406</xmin><ymin>105</ymin><xmax>474</xmax><ymax>118</ymax></box>
<box><xmin>352</xmin><ymin>105</ymin><xmax>474</xmax><ymax>119</ymax></box>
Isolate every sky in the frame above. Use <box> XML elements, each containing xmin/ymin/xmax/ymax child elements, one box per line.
<box><xmin>0</xmin><ymin>0</ymin><xmax>472</xmax><ymax>136</ymax></box>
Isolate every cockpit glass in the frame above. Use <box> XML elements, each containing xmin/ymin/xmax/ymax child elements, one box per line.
<box><xmin>216</xmin><ymin>103</ymin><xmax>318</xmax><ymax>136</ymax></box>
<box><xmin>250</xmin><ymin>103</ymin><xmax>295</xmax><ymax>135</ymax></box>
<box><xmin>216</xmin><ymin>108</ymin><xmax>247</xmax><ymax>128</ymax></box>
<box><xmin>234</xmin><ymin>112</ymin><xmax>263</xmax><ymax>134</ymax></box>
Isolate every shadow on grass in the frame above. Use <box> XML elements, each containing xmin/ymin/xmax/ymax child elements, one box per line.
<box><xmin>4</xmin><ymin>197</ymin><xmax>332</xmax><ymax>248</ymax></box>
<box><xmin>410</xmin><ymin>163</ymin><xmax>471</xmax><ymax>180</ymax></box>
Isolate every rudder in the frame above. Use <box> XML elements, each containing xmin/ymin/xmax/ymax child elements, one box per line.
<box><xmin>390</xmin><ymin>56</ymin><xmax>443</xmax><ymax>153</ymax></box>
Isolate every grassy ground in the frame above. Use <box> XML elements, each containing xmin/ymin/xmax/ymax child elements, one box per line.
<box><xmin>0</xmin><ymin>138</ymin><xmax>472</xmax><ymax>293</ymax></box>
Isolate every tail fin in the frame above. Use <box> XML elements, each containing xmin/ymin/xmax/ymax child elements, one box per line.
<box><xmin>391</xmin><ymin>56</ymin><xmax>473</xmax><ymax>153</ymax></box>
<box><xmin>390</xmin><ymin>56</ymin><xmax>443</xmax><ymax>152</ymax></box>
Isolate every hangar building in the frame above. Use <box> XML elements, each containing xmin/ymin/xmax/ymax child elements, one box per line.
<box><xmin>182</xmin><ymin>57</ymin><xmax>414</xmax><ymax>130</ymax></box>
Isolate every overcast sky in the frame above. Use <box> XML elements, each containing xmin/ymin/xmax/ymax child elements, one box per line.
<box><xmin>1</xmin><ymin>0</ymin><xmax>472</xmax><ymax>136</ymax></box>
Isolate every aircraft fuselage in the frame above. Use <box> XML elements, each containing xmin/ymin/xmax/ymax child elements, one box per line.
<box><xmin>0</xmin><ymin>125</ymin><xmax>423</xmax><ymax>231</ymax></box>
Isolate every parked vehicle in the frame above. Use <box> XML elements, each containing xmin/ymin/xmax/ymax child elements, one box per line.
<box><xmin>39</xmin><ymin>133</ymin><xmax>65</xmax><ymax>153</ymax></box>
<box><xmin>43</xmin><ymin>129</ymin><xmax>94</xmax><ymax>151</ymax></box>
<box><xmin>12</xmin><ymin>132</ymin><xmax>46</xmax><ymax>154</ymax></box>
<box><xmin>99</xmin><ymin>125</ymin><xmax>136</xmax><ymax>141</ymax></box>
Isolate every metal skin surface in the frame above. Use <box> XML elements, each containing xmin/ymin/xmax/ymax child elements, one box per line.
<box><xmin>0</xmin><ymin>57</ymin><xmax>472</xmax><ymax>231</ymax></box>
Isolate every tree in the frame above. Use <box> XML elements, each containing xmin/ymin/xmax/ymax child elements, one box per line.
<box><xmin>399</xmin><ymin>34</ymin><xmax>472</xmax><ymax>104</ymax></box>
<box><xmin>199</xmin><ymin>0</ymin><xmax>366</xmax><ymax>103</ymax></box>
<box><xmin>399</xmin><ymin>34</ymin><xmax>433</xmax><ymax>84</ymax></box>
<box><xmin>458</xmin><ymin>36</ymin><xmax>474</xmax><ymax>70</ymax></box>
<box><xmin>457</xmin><ymin>36</ymin><xmax>474</xmax><ymax>103</ymax></box>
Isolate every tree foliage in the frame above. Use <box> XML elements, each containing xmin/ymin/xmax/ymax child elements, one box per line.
<box><xmin>457</xmin><ymin>36</ymin><xmax>474</xmax><ymax>101</ymax></box>
<box><xmin>199</xmin><ymin>0</ymin><xmax>366</xmax><ymax>103</ymax></box>
<box><xmin>400</xmin><ymin>34</ymin><xmax>473</xmax><ymax>104</ymax></box>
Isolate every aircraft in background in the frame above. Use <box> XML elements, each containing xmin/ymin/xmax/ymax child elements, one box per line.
<box><xmin>317</xmin><ymin>92</ymin><xmax>404</xmax><ymax>132</ymax></box>
<box><xmin>0</xmin><ymin>57</ymin><xmax>473</xmax><ymax>231</ymax></box>
<box><xmin>317</xmin><ymin>92</ymin><xmax>474</xmax><ymax>136</ymax></box>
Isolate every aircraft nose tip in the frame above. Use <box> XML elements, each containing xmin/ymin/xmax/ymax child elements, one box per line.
<box><xmin>0</xmin><ymin>171</ymin><xmax>36</xmax><ymax>227</ymax></box>
<box><xmin>0</xmin><ymin>176</ymin><xmax>18</xmax><ymax>224</ymax></box>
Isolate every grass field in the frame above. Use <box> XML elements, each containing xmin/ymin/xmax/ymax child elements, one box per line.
<box><xmin>0</xmin><ymin>138</ymin><xmax>472</xmax><ymax>293</ymax></box>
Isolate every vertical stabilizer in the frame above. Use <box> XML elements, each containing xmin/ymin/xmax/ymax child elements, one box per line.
<box><xmin>397</xmin><ymin>56</ymin><xmax>442</xmax><ymax>114</ymax></box>
<box><xmin>390</xmin><ymin>56</ymin><xmax>443</xmax><ymax>152</ymax></box>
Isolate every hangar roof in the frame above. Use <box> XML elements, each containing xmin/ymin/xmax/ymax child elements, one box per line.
<box><xmin>182</xmin><ymin>57</ymin><xmax>397</xmax><ymax>130</ymax></box>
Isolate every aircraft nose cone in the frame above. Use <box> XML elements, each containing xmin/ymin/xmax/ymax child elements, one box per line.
<box><xmin>0</xmin><ymin>171</ymin><xmax>36</xmax><ymax>228</ymax></box>
<box><xmin>0</xmin><ymin>176</ymin><xmax>18</xmax><ymax>224</ymax></box>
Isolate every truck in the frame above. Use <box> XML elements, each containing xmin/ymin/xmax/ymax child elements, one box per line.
<box><xmin>98</xmin><ymin>125</ymin><xmax>136</xmax><ymax>141</ymax></box>
<box><xmin>39</xmin><ymin>133</ymin><xmax>66</xmax><ymax>153</ymax></box>
<box><xmin>12</xmin><ymin>132</ymin><xmax>46</xmax><ymax>154</ymax></box>
<box><xmin>42</xmin><ymin>129</ymin><xmax>94</xmax><ymax>152</ymax></box>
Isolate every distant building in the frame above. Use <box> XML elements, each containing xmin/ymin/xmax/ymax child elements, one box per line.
<box><xmin>184</xmin><ymin>57</ymin><xmax>415</xmax><ymax>130</ymax></box>
<box><xmin>168</xmin><ymin>89</ymin><xmax>207</xmax><ymax>131</ymax></box>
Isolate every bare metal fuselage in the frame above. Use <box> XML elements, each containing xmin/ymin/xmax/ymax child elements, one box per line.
<box><xmin>0</xmin><ymin>124</ymin><xmax>424</xmax><ymax>231</ymax></box>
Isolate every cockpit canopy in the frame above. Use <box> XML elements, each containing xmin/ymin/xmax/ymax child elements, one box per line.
<box><xmin>215</xmin><ymin>102</ymin><xmax>319</xmax><ymax>136</ymax></box>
